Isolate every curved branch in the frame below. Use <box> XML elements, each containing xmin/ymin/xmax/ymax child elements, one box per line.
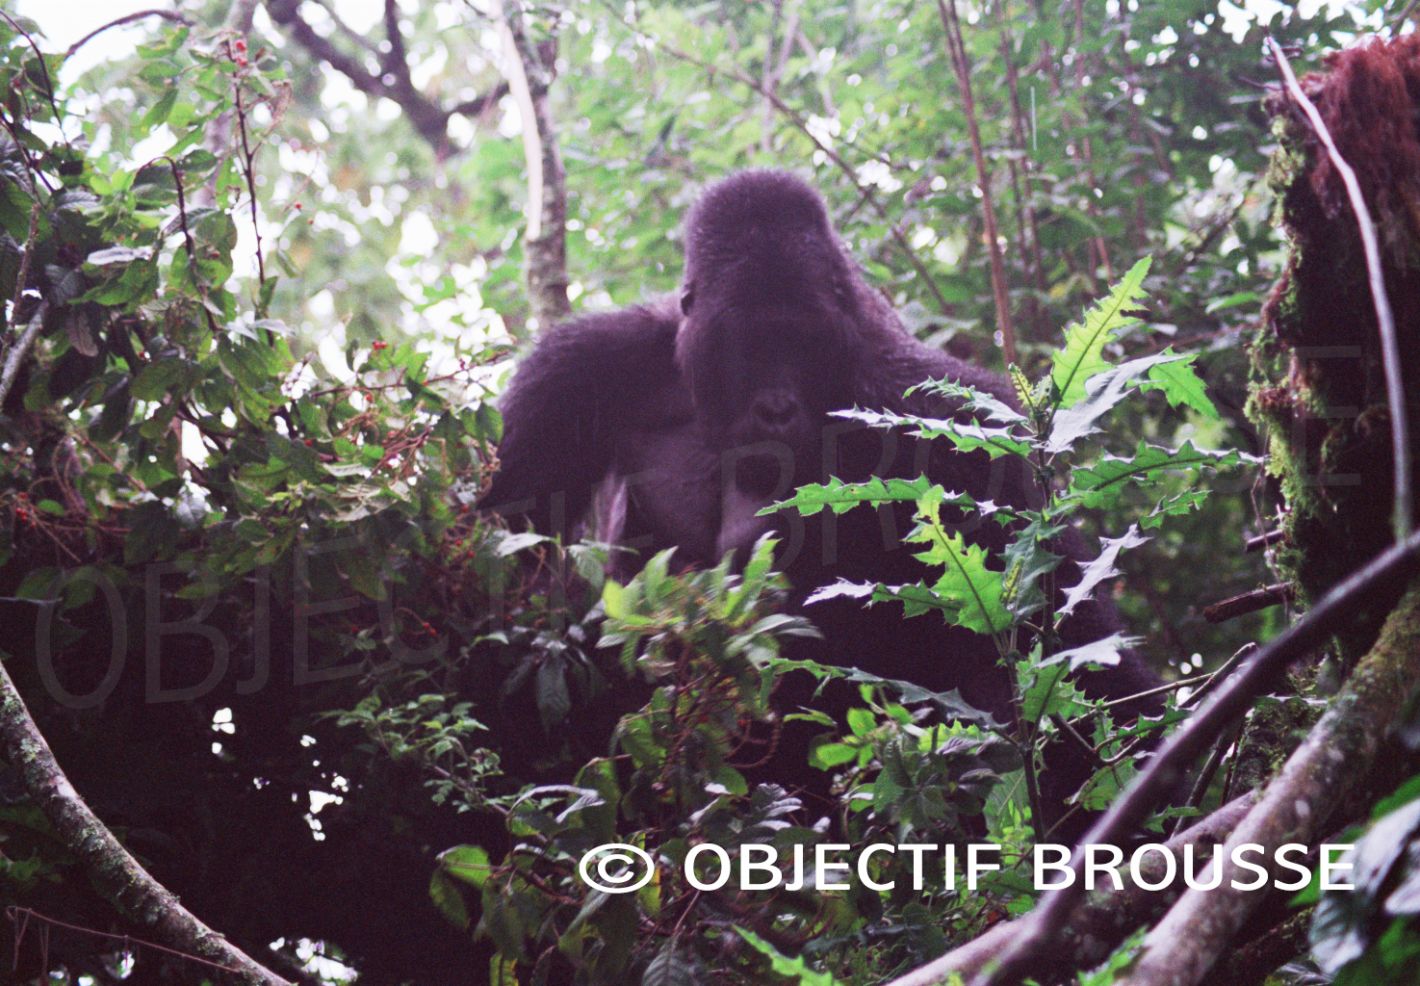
<box><xmin>1118</xmin><ymin>583</ymin><xmax>1420</xmax><ymax>986</ymax></box>
<box><xmin>495</xmin><ymin>0</ymin><xmax>570</xmax><ymax>329</ymax></box>
<box><xmin>0</xmin><ymin>658</ymin><xmax>291</xmax><ymax>985</ymax></box>
<box><xmin>975</xmin><ymin>526</ymin><xmax>1420</xmax><ymax>986</ymax></box>
<box><xmin>886</xmin><ymin>792</ymin><xmax>1258</xmax><ymax>986</ymax></box>
<box><xmin>65</xmin><ymin>10</ymin><xmax>193</xmax><ymax>58</ymax></box>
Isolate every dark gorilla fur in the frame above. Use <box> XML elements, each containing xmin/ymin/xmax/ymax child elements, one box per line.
<box><xmin>484</xmin><ymin>171</ymin><xmax>1163</xmax><ymax>833</ymax></box>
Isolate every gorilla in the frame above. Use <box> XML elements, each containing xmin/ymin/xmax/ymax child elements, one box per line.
<box><xmin>483</xmin><ymin>170</ymin><xmax>1163</xmax><ymax>831</ymax></box>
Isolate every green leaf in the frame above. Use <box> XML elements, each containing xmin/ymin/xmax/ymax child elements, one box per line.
<box><xmin>428</xmin><ymin>869</ymin><xmax>470</xmax><ymax>929</ymax></box>
<box><xmin>1143</xmin><ymin>350</ymin><xmax>1218</xmax><ymax>419</ymax></box>
<box><xmin>1045</xmin><ymin>352</ymin><xmax>1186</xmax><ymax>453</ymax></box>
<box><xmin>736</xmin><ymin>929</ymin><xmax>841</xmax><ymax>985</ymax></box>
<box><xmin>835</xmin><ymin>408</ymin><xmax>1033</xmax><ymax>460</ymax></box>
<box><xmin>437</xmin><ymin>844</ymin><xmax>492</xmax><ymax>889</ymax></box>
<box><xmin>1068</xmin><ymin>441</ymin><xmax>1251</xmax><ymax>509</ymax></box>
<box><xmin>907</xmin><ymin>378</ymin><xmax>1028</xmax><ymax>425</ymax></box>
<box><xmin>131</xmin><ymin>358</ymin><xmax>197</xmax><ymax>402</ymax></box>
<box><xmin>909</xmin><ymin>499</ymin><xmax>1010</xmax><ymax>635</ymax></box>
<box><xmin>761</xmin><ymin>474</ymin><xmax>939</xmax><ymax>517</ymax></box>
<box><xmin>1049</xmin><ymin>256</ymin><xmax>1152</xmax><ymax>409</ymax></box>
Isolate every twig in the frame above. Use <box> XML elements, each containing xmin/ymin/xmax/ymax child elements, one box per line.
<box><xmin>1202</xmin><ymin>582</ymin><xmax>1293</xmax><ymax>624</ymax></box>
<box><xmin>7</xmin><ymin>907</ymin><xmax>239</xmax><ymax>976</ymax></box>
<box><xmin>228</xmin><ymin>50</ymin><xmax>268</xmax><ymax>312</ymax></box>
<box><xmin>885</xmin><ymin>792</ymin><xmax>1258</xmax><ymax>986</ymax></box>
<box><xmin>1118</xmin><ymin>584</ymin><xmax>1420</xmax><ymax>985</ymax></box>
<box><xmin>1266</xmin><ymin>37</ymin><xmax>1411</xmax><ymax>541</ymax></box>
<box><xmin>971</xmin><ymin>526</ymin><xmax>1420</xmax><ymax>986</ymax></box>
<box><xmin>1244</xmin><ymin>529</ymin><xmax>1285</xmax><ymax>553</ymax></box>
<box><xmin>165</xmin><ymin>157</ymin><xmax>220</xmax><ymax>336</ymax></box>
<box><xmin>0</xmin><ymin>303</ymin><xmax>46</xmax><ymax>411</ymax></box>
<box><xmin>65</xmin><ymin>10</ymin><xmax>192</xmax><ymax>57</ymax></box>
<box><xmin>0</xmin><ymin>659</ymin><xmax>291</xmax><ymax>984</ymax></box>
<box><xmin>935</xmin><ymin>0</ymin><xmax>1016</xmax><ymax>365</ymax></box>
<box><xmin>597</xmin><ymin>0</ymin><xmax>953</xmax><ymax>316</ymax></box>
<box><xmin>0</xmin><ymin>11</ymin><xmax>65</xmax><ymax>144</ymax></box>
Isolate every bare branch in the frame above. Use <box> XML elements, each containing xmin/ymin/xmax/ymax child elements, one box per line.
<box><xmin>1202</xmin><ymin>582</ymin><xmax>1294</xmax><ymax>624</ymax></box>
<box><xmin>265</xmin><ymin>0</ymin><xmax>498</xmax><ymax>155</ymax></box>
<box><xmin>936</xmin><ymin>0</ymin><xmax>1017</xmax><ymax>365</ymax></box>
<box><xmin>1118</xmin><ymin>584</ymin><xmax>1420</xmax><ymax>986</ymax></box>
<box><xmin>974</xmin><ymin>527</ymin><xmax>1420</xmax><ymax>986</ymax></box>
<box><xmin>65</xmin><ymin>10</ymin><xmax>193</xmax><ymax>58</ymax></box>
<box><xmin>494</xmin><ymin>1</ymin><xmax>570</xmax><ymax>330</ymax></box>
<box><xmin>886</xmin><ymin>793</ymin><xmax>1258</xmax><ymax>986</ymax></box>
<box><xmin>0</xmin><ymin>661</ymin><xmax>291</xmax><ymax>985</ymax></box>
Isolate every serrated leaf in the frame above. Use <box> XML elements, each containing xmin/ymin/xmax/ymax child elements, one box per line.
<box><xmin>908</xmin><ymin>500</ymin><xmax>1011</xmax><ymax>635</ymax></box>
<box><xmin>907</xmin><ymin>378</ymin><xmax>1028</xmax><ymax>425</ymax></box>
<box><xmin>1068</xmin><ymin>441</ymin><xmax>1251</xmax><ymax>509</ymax></box>
<box><xmin>1059</xmin><ymin>526</ymin><xmax>1149</xmax><ymax>617</ymax></box>
<box><xmin>1050</xmin><ymin>256</ymin><xmax>1152</xmax><ymax>409</ymax></box>
<box><xmin>832</xmin><ymin>408</ymin><xmax>1033</xmax><ymax>459</ymax></box>
<box><xmin>1039</xmin><ymin>633</ymin><xmax>1137</xmax><ymax>670</ymax></box>
<box><xmin>761</xmin><ymin>475</ymin><xmax>943</xmax><ymax>517</ymax></box>
<box><xmin>1045</xmin><ymin>352</ymin><xmax>1186</xmax><ymax>453</ymax></box>
<box><xmin>1142</xmin><ymin>350</ymin><xmax>1218</xmax><ymax>418</ymax></box>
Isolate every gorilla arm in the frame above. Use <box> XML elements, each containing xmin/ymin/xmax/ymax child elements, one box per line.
<box><xmin>481</xmin><ymin>298</ymin><xmax>683</xmax><ymax>540</ymax></box>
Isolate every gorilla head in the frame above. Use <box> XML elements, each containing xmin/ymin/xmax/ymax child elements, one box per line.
<box><xmin>675</xmin><ymin>172</ymin><xmax>876</xmax><ymax>499</ymax></box>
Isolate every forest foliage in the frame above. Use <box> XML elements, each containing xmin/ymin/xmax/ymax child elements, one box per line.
<box><xmin>2</xmin><ymin>2</ymin><xmax>1418</xmax><ymax>985</ymax></box>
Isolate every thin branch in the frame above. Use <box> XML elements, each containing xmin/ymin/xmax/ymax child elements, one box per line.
<box><xmin>495</xmin><ymin>0</ymin><xmax>570</xmax><ymax>329</ymax></box>
<box><xmin>973</xmin><ymin>526</ymin><xmax>1420</xmax><ymax>986</ymax></box>
<box><xmin>229</xmin><ymin>52</ymin><xmax>268</xmax><ymax>310</ymax></box>
<box><xmin>886</xmin><ymin>792</ymin><xmax>1258</xmax><ymax>986</ymax></box>
<box><xmin>597</xmin><ymin>0</ymin><xmax>953</xmax><ymax>316</ymax></box>
<box><xmin>1245</xmin><ymin>529</ymin><xmax>1286</xmax><ymax>553</ymax></box>
<box><xmin>7</xmin><ymin>907</ymin><xmax>246</xmax><ymax>977</ymax></box>
<box><xmin>1118</xmin><ymin>584</ymin><xmax>1420</xmax><ymax>986</ymax></box>
<box><xmin>0</xmin><ymin>303</ymin><xmax>46</xmax><ymax>411</ymax></box>
<box><xmin>1202</xmin><ymin>582</ymin><xmax>1294</xmax><ymax>624</ymax></box>
<box><xmin>1266</xmin><ymin>37</ymin><xmax>1411</xmax><ymax>540</ymax></box>
<box><xmin>0</xmin><ymin>660</ymin><xmax>291</xmax><ymax>985</ymax></box>
<box><xmin>936</xmin><ymin>0</ymin><xmax>1016</xmax><ymax>365</ymax></box>
<box><xmin>65</xmin><ymin>10</ymin><xmax>193</xmax><ymax>58</ymax></box>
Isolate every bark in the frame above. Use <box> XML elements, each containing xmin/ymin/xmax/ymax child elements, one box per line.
<box><xmin>1117</xmin><ymin>583</ymin><xmax>1420</xmax><ymax>986</ymax></box>
<box><xmin>0</xmin><ymin>657</ymin><xmax>291</xmax><ymax>985</ymax></box>
<box><xmin>885</xmin><ymin>792</ymin><xmax>1258</xmax><ymax>986</ymax></box>
<box><xmin>495</xmin><ymin>1</ymin><xmax>571</xmax><ymax>330</ymax></box>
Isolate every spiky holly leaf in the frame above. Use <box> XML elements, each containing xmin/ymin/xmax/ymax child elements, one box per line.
<box><xmin>1067</xmin><ymin>440</ymin><xmax>1251</xmax><ymax>509</ymax></box>
<box><xmin>759</xmin><ymin>474</ymin><xmax>943</xmax><ymax>517</ymax></box>
<box><xmin>1045</xmin><ymin>352</ymin><xmax>1186</xmax><ymax>453</ymax></box>
<box><xmin>1058</xmin><ymin>526</ymin><xmax>1149</xmax><ymax>617</ymax></box>
<box><xmin>1143</xmin><ymin>349</ymin><xmax>1218</xmax><ymax>419</ymax></box>
<box><xmin>907</xmin><ymin>378</ymin><xmax>1028</xmax><ymax>425</ymax></box>
<box><xmin>833</xmin><ymin>408</ymin><xmax>1033</xmax><ymax>460</ymax></box>
<box><xmin>1049</xmin><ymin>256</ymin><xmax>1152</xmax><ymax>409</ymax></box>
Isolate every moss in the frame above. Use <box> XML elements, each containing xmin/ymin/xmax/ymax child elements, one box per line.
<box><xmin>1249</xmin><ymin>37</ymin><xmax>1420</xmax><ymax>662</ymax></box>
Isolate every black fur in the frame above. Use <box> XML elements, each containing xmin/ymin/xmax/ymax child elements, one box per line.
<box><xmin>483</xmin><ymin>171</ymin><xmax>1163</xmax><ymax>832</ymax></box>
